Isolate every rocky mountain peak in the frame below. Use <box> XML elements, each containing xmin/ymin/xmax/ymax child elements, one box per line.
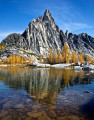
<box><xmin>43</xmin><ymin>9</ymin><xmax>55</xmax><ymax>23</ymax></box>
<box><xmin>1</xmin><ymin>10</ymin><xmax>94</xmax><ymax>57</ymax></box>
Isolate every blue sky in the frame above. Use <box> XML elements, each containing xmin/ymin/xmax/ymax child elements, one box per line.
<box><xmin>0</xmin><ymin>0</ymin><xmax>94</xmax><ymax>42</ymax></box>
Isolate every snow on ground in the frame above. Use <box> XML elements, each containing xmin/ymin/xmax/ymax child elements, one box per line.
<box><xmin>33</xmin><ymin>63</ymin><xmax>71</xmax><ymax>68</ymax></box>
<box><xmin>33</xmin><ymin>63</ymin><xmax>51</xmax><ymax>67</ymax></box>
<box><xmin>51</xmin><ymin>63</ymin><xmax>71</xmax><ymax>68</ymax></box>
<box><xmin>83</xmin><ymin>64</ymin><xmax>94</xmax><ymax>70</ymax></box>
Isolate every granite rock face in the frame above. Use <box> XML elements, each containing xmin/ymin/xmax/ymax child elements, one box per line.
<box><xmin>22</xmin><ymin>9</ymin><xmax>62</xmax><ymax>55</ymax></box>
<box><xmin>1</xmin><ymin>9</ymin><xmax>94</xmax><ymax>56</ymax></box>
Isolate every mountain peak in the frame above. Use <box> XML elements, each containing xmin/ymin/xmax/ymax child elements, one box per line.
<box><xmin>43</xmin><ymin>9</ymin><xmax>55</xmax><ymax>23</ymax></box>
<box><xmin>45</xmin><ymin>9</ymin><xmax>50</xmax><ymax>14</ymax></box>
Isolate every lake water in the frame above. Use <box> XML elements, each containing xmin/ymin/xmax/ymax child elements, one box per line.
<box><xmin>0</xmin><ymin>67</ymin><xmax>94</xmax><ymax>120</ymax></box>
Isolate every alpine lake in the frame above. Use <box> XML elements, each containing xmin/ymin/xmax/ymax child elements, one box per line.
<box><xmin>0</xmin><ymin>66</ymin><xmax>94</xmax><ymax>120</ymax></box>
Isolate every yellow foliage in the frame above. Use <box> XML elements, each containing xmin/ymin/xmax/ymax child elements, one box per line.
<box><xmin>0</xmin><ymin>58</ymin><xmax>2</xmax><ymax>64</ymax></box>
<box><xmin>24</xmin><ymin>56</ymin><xmax>27</xmax><ymax>64</ymax></box>
<box><xmin>39</xmin><ymin>54</ymin><xmax>43</xmax><ymax>63</ymax></box>
<box><xmin>79</xmin><ymin>53</ymin><xmax>84</xmax><ymax>64</ymax></box>
<box><xmin>53</xmin><ymin>52</ymin><xmax>58</xmax><ymax>64</ymax></box>
<box><xmin>29</xmin><ymin>56</ymin><xmax>32</xmax><ymax>64</ymax></box>
<box><xmin>59</xmin><ymin>54</ymin><xmax>63</xmax><ymax>63</ymax></box>
<box><xmin>92</xmin><ymin>59</ymin><xmax>94</xmax><ymax>65</ymax></box>
<box><xmin>87</xmin><ymin>55</ymin><xmax>92</xmax><ymax>63</ymax></box>
<box><xmin>71</xmin><ymin>50</ymin><xmax>78</xmax><ymax>64</ymax></box>
<box><xmin>9</xmin><ymin>55</ymin><xmax>12</xmax><ymax>64</ymax></box>
<box><xmin>49</xmin><ymin>49</ymin><xmax>53</xmax><ymax>64</ymax></box>
<box><xmin>62</xmin><ymin>69</ymin><xmax>71</xmax><ymax>86</ymax></box>
<box><xmin>12</xmin><ymin>54</ymin><xmax>16</xmax><ymax>64</ymax></box>
<box><xmin>0</xmin><ymin>44</ymin><xmax>5</xmax><ymax>50</ymax></box>
<box><xmin>16</xmin><ymin>56</ymin><xmax>20</xmax><ymax>64</ymax></box>
<box><xmin>20</xmin><ymin>56</ymin><xmax>23</xmax><ymax>64</ymax></box>
<box><xmin>62</xmin><ymin>43</ymin><xmax>70</xmax><ymax>63</ymax></box>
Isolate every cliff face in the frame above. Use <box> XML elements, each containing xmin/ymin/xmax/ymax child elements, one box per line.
<box><xmin>22</xmin><ymin>9</ymin><xmax>63</xmax><ymax>55</ymax></box>
<box><xmin>1</xmin><ymin>9</ymin><xmax>94</xmax><ymax>56</ymax></box>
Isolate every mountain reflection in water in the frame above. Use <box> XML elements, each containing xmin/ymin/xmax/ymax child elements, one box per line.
<box><xmin>0</xmin><ymin>67</ymin><xmax>94</xmax><ymax>120</ymax></box>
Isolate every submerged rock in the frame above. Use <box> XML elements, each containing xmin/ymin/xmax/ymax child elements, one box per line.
<box><xmin>85</xmin><ymin>90</ymin><xmax>91</xmax><ymax>93</ymax></box>
<box><xmin>14</xmin><ymin>104</ymin><xmax>24</xmax><ymax>109</ymax></box>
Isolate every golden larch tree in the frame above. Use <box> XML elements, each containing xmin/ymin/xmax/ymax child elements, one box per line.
<box><xmin>9</xmin><ymin>55</ymin><xmax>13</xmax><ymax>64</ymax></box>
<box><xmin>0</xmin><ymin>58</ymin><xmax>2</xmax><ymax>64</ymax></box>
<box><xmin>16</xmin><ymin>56</ymin><xmax>20</xmax><ymax>64</ymax></box>
<box><xmin>79</xmin><ymin>53</ymin><xmax>84</xmax><ymax>64</ymax></box>
<box><xmin>20</xmin><ymin>56</ymin><xmax>23</xmax><ymax>64</ymax></box>
<box><xmin>29</xmin><ymin>56</ymin><xmax>32</xmax><ymax>64</ymax></box>
<box><xmin>71</xmin><ymin>50</ymin><xmax>78</xmax><ymax>64</ymax></box>
<box><xmin>87</xmin><ymin>55</ymin><xmax>92</xmax><ymax>63</ymax></box>
<box><xmin>62</xmin><ymin>43</ymin><xmax>70</xmax><ymax>63</ymax></box>
<box><xmin>59</xmin><ymin>54</ymin><xmax>63</xmax><ymax>63</ymax></box>
<box><xmin>0</xmin><ymin>44</ymin><xmax>5</xmax><ymax>50</ymax></box>
<box><xmin>39</xmin><ymin>54</ymin><xmax>43</xmax><ymax>63</ymax></box>
<box><xmin>49</xmin><ymin>49</ymin><xmax>53</xmax><ymax>64</ymax></box>
<box><xmin>53</xmin><ymin>52</ymin><xmax>58</xmax><ymax>64</ymax></box>
<box><xmin>57</xmin><ymin>49</ymin><xmax>60</xmax><ymax>63</ymax></box>
<box><xmin>24</xmin><ymin>56</ymin><xmax>27</xmax><ymax>64</ymax></box>
<box><xmin>12</xmin><ymin>54</ymin><xmax>16</xmax><ymax>64</ymax></box>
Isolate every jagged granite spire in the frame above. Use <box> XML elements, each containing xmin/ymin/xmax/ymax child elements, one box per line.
<box><xmin>21</xmin><ymin>9</ymin><xmax>62</xmax><ymax>55</ymax></box>
<box><xmin>43</xmin><ymin>9</ymin><xmax>55</xmax><ymax>23</ymax></box>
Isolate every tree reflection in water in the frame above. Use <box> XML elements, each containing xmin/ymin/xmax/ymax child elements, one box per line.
<box><xmin>0</xmin><ymin>67</ymin><xmax>85</xmax><ymax>107</ymax></box>
<box><xmin>0</xmin><ymin>67</ymin><xmax>94</xmax><ymax>120</ymax></box>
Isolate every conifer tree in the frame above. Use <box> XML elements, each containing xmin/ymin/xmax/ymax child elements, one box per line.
<box><xmin>0</xmin><ymin>58</ymin><xmax>2</xmax><ymax>64</ymax></box>
<box><xmin>62</xmin><ymin>43</ymin><xmax>70</xmax><ymax>63</ymax></box>
<box><xmin>9</xmin><ymin>55</ymin><xmax>12</xmax><ymax>64</ymax></box>
<box><xmin>20</xmin><ymin>56</ymin><xmax>23</xmax><ymax>64</ymax></box>
<box><xmin>0</xmin><ymin>44</ymin><xmax>5</xmax><ymax>50</ymax></box>
<box><xmin>53</xmin><ymin>52</ymin><xmax>58</xmax><ymax>64</ymax></box>
<box><xmin>39</xmin><ymin>54</ymin><xmax>43</xmax><ymax>63</ymax></box>
<box><xmin>24</xmin><ymin>56</ymin><xmax>27</xmax><ymax>64</ymax></box>
<box><xmin>87</xmin><ymin>55</ymin><xmax>92</xmax><ymax>63</ymax></box>
<box><xmin>49</xmin><ymin>49</ymin><xmax>53</xmax><ymax>64</ymax></box>
<box><xmin>75</xmin><ymin>52</ymin><xmax>78</xmax><ymax>63</ymax></box>
<box><xmin>92</xmin><ymin>59</ymin><xmax>94</xmax><ymax>65</ymax></box>
<box><xmin>71</xmin><ymin>50</ymin><xmax>78</xmax><ymax>64</ymax></box>
<box><xmin>57</xmin><ymin>49</ymin><xmax>60</xmax><ymax>63</ymax></box>
<box><xmin>59</xmin><ymin>54</ymin><xmax>63</xmax><ymax>63</ymax></box>
<box><xmin>29</xmin><ymin>56</ymin><xmax>32</xmax><ymax>64</ymax></box>
<box><xmin>16</xmin><ymin>56</ymin><xmax>20</xmax><ymax>64</ymax></box>
<box><xmin>12</xmin><ymin>54</ymin><xmax>16</xmax><ymax>64</ymax></box>
<box><xmin>79</xmin><ymin>53</ymin><xmax>84</xmax><ymax>64</ymax></box>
